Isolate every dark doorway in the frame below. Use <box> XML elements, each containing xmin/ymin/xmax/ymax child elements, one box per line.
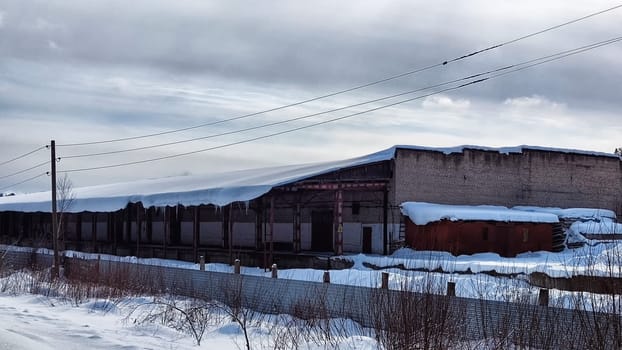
<box><xmin>362</xmin><ymin>226</ymin><xmax>372</xmax><ymax>254</ymax></box>
<box><xmin>311</xmin><ymin>211</ymin><xmax>333</xmax><ymax>251</ymax></box>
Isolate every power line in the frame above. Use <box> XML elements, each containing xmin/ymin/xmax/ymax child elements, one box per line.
<box><xmin>60</xmin><ymin>36</ymin><xmax>622</xmax><ymax>160</ymax></box>
<box><xmin>58</xmin><ymin>35</ymin><xmax>622</xmax><ymax>174</ymax></box>
<box><xmin>0</xmin><ymin>145</ymin><xmax>47</xmax><ymax>166</ymax></box>
<box><xmin>60</xmin><ymin>66</ymin><xmax>513</xmax><ymax>159</ymax></box>
<box><xmin>0</xmin><ymin>161</ymin><xmax>49</xmax><ymax>180</ymax></box>
<box><xmin>0</xmin><ymin>172</ymin><xmax>48</xmax><ymax>192</ymax></box>
<box><xmin>55</xmin><ymin>3</ymin><xmax>622</xmax><ymax>148</ymax></box>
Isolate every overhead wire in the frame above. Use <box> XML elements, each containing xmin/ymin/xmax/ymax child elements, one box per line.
<box><xmin>59</xmin><ymin>36</ymin><xmax>622</xmax><ymax>160</ymax></box>
<box><xmin>0</xmin><ymin>172</ymin><xmax>49</xmax><ymax>192</ymax></box>
<box><xmin>0</xmin><ymin>161</ymin><xmax>50</xmax><ymax>180</ymax></box>
<box><xmin>57</xmin><ymin>35</ymin><xmax>622</xmax><ymax>174</ymax></box>
<box><xmin>59</xmin><ymin>65</ymin><xmax>514</xmax><ymax>159</ymax></box>
<box><xmin>0</xmin><ymin>145</ymin><xmax>48</xmax><ymax>166</ymax></box>
<box><xmin>55</xmin><ymin>3</ymin><xmax>622</xmax><ymax>148</ymax></box>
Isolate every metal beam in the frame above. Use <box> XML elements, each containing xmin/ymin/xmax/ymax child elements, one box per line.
<box><xmin>281</xmin><ymin>181</ymin><xmax>386</xmax><ymax>191</ymax></box>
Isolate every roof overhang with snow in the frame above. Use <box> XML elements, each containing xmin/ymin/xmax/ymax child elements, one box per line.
<box><xmin>0</xmin><ymin>147</ymin><xmax>395</xmax><ymax>213</ymax></box>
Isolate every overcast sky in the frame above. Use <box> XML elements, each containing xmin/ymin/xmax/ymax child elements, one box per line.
<box><xmin>1</xmin><ymin>0</ymin><xmax>621</xmax><ymax>193</ymax></box>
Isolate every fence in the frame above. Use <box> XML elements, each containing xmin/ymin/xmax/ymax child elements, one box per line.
<box><xmin>2</xmin><ymin>249</ymin><xmax>621</xmax><ymax>349</ymax></box>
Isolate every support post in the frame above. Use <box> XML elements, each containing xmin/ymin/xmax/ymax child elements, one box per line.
<box><xmin>323</xmin><ymin>271</ymin><xmax>330</xmax><ymax>283</ymax></box>
<box><xmin>193</xmin><ymin>206</ymin><xmax>199</xmax><ymax>263</ymax></box>
<box><xmin>381</xmin><ymin>272</ymin><xmax>389</xmax><ymax>289</ymax></box>
<box><xmin>271</xmin><ymin>263</ymin><xmax>278</xmax><ymax>278</ymax></box>
<box><xmin>228</xmin><ymin>205</ymin><xmax>233</xmax><ymax>265</ymax></box>
<box><xmin>222</xmin><ymin>205</ymin><xmax>230</xmax><ymax>249</ymax></box>
<box><xmin>269</xmin><ymin>196</ymin><xmax>274</xmax><ymax>267</ymax></box>
<box><xmin>91</xmin><ymin>213</ymin><xmax>97</xmax><ymax>250</ymax></box>
<box><xmin>199</xmin><ymin>255</ymin><xmax>205</xmax><ymax>271</ymax></box>
<box><xmin>76</xmin><ymin>213</ymin><xmax>82</xmax><ymax>244</ymax></box>
<box><xmin>382</xmin><ymin>186</ymin><xmax>388</xmax><ymax>256</ymax></box>
<box><xmin>50</xmin><ymin>140</ymin><xmax>59</xmax><ymax>278</ymax></box>
<box><xmin>255</xmin><ymin>205</ymin><xmax>263</xmax><ymax>251</ymax></box>
<box><xmin>293</xmin><ymin>202</ymin><xmax>301</xmax><ymax>253</ymax></box>
<box><xmin>163</xmin><ymin>207</ymin><xmax>168</xmax><ymax>255</ymax></box>
<box><xmin>234</xmin><ymin>258</ymin><xmax>241</xmax><ymax>274</ymax></box>
<box><xmin>335</xmin><ymin>189</ymin><xmax>343</xmax><ymax>255</ymax></box>
<box><xmin>136</xmin><ymin>204</ymin><xmax>142</xmax><ymax>258</ymax></box>
<box><xmin>538</xmin><ymin>288</ymin><xmax>549</xmax><ymax>306</ymax></box>
<box><xmin>447</xmin><ymin>281</ymin><xmax>456</xmax><ymax>296</ymax></box>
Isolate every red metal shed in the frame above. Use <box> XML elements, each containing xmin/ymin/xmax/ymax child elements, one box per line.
<box><xmin>401</xmin><ymin>202</ymin><xmax>562</xmax><ymax>257</ymax></box>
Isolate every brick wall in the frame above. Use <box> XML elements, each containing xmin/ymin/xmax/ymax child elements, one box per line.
<box><xmin>393</xmin><ymin>148</ymin><xmax>622</xmax><ymax>216</ymax></box>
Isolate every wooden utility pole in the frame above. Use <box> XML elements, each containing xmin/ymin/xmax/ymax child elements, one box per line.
<box><xmin>50</xmin><ymin>140</ymin><xmax>59</xmax><ymax>278</ymax></box>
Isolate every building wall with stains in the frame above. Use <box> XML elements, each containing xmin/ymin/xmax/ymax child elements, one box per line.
<box><xmin>393</xmin><ymin>148</ymin><xmax>622</xmax><ymax>216</ymax></box>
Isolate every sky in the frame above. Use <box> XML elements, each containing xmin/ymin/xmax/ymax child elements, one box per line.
<box><xmin>0</xmin><ymin>0</ymin><xmax>621</xmax><ymax>193</ymax></box>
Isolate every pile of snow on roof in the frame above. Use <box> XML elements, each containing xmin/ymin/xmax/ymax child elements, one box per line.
<box><xmin>400</xmin><ymin>202</ymin><xmax>559</xmax><ymax>225</ymax></box>
<box><xmin>513</xmin><ymin>206</ymin><xmax>616</xmax><ymax>221</ymax></box>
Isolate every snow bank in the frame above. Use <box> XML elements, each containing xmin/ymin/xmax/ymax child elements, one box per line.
<box><xmin>569</xmin><ymin>221</ymin><xmax>622</xmax><ymax>235</ymax></box>
<box><xmin>400</xmin><ymin>202</ymin><xmax>559</xmax><ymax>225</ymax></box>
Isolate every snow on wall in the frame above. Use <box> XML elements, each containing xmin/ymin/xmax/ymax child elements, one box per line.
<box><xmin>0</xmin><ymin>144</ymin><xmax>616</xmax><ymax>214</ymax></box>
<box><xmin>513</xmin><ymin>206</ymin><xmax>617</xmax><ymax>221</ymax></box>
<box><xmin>400</xmin><ymin>202</ymin><xmax>559</xmax><ymax>225</ymax></box>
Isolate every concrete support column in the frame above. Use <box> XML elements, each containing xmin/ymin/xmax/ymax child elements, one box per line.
<box><xmin>335</xmin><ymin>189</ymin><xmax>343</xmax><ymax>255</ymax></box>
<box><xmin>293</xmin><ymin>203</ymin><xmax>301</xmax><ymax>253</ymax></box>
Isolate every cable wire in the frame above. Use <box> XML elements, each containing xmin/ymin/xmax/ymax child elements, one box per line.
<box><xmin>0</xmin><ymin>145</ymin><xmax>47</xmax><ymax>166</ymax></box>
<box><xmin>60</xmin><ymin>36</ymin><xmax>622</xmax><ymax>160</ymax></box>
<box><xmin>0</xmin><ymin>172</ymin><xmax>48</xmax><ymax>192</ymax></box>
<box><xmin>0</xmin><ymin>161</ymin><xmax>49</xmax><ymax>180</ymax></box>
<box><xmin>58</xmin><ymin>34</ymin><xmax>622</xmax><ymax>173</ymax></box>
<box><xmin>55</xmin><ymin>3</ymin><xmax>622</xmax><ymax>148</ymax></box>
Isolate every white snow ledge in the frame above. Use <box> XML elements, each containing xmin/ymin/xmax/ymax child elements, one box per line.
<box><xmin>400</xmin><ymin>202</ymin><xmax>560</xmax><ymax>225</ymax></box>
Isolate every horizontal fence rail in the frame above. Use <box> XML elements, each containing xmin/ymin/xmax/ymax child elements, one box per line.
<box><xmin>2</xmin><ymin>249</ymin><xmax>621</xmax><ymax>349</ymax></box>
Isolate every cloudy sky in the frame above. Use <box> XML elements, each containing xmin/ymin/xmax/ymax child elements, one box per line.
<box><xmin>1</xmin><ymin>0</ymin><xmax>621</xmax><ymax>192</ymax></box>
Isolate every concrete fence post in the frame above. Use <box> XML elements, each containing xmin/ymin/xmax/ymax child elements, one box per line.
<box><xmin>271</xmin><ymin>263</ymin><xmax>278</xmax><ymax>278</ymax></box>
<box><xmin>381</xmin><ymin>272</ymin><xmax>389</xmax><ymax>289</ymax></box>
<box><xmin>234</xmin><ymin>259</ymin><xmax>241</xmax><ymax>274</ymax></box>
<box><xmin>199</xmin><ymin>255</ymin><xmax>205</xmax><ymax>271</ymax></box>
<box><xmin>538</xmin><ymin>288</ymin><xmax>549</xmax><ymax>306</ymax></box>
<box><xmin>447</xmin><ymin>281</ymin><xmax>456</xmax><ymax>296</ymax></box>
<box><xmin>323</xmin><ymin>271</ymin><xmax>330</xmax><ymax>283</ymax></box>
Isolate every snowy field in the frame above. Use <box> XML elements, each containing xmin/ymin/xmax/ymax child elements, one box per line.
<box><xmin>2</xmin><ymin>243</ymin><xmax>622</xmax><ymax>349</ymax></box>
<box><xmin>3</xmin><ymin>241</ymin><xmax>622</xmax><ymax>307</ymax></box>
<box><xmin>0</xmin><ymin>293</ymin><xmax>378</xmax><ymax>350</ymax></box>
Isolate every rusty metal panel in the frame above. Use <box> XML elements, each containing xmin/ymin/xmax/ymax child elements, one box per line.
<box><xmin>405</xmin><ymin>218</ymin><xmax>554</xmax><ymax>257</ymax></box>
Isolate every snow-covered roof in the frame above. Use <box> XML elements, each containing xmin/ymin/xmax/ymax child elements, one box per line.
<box><xmin>0</xmin><ymin>147</ymin><xmax>395</xmax><ymax>213</ymax></box>
<box><xmin>394</xmin><ymin>144</ymin><xmax>620</xmax><ymax>158</ymax></box>
<box><xmin>400</xmin><ymin>202</ymin><xmax>559</xmax><ymax>225</ymax></box>
<box><xmin>0</xmin><ymin>144</ymin><xmax>617</xmax><ymax>213</ymax></box>
<box><xmin>513</xmin><ymin>206</ymin><xmax>617</xmax><ymax>221</ymax></box>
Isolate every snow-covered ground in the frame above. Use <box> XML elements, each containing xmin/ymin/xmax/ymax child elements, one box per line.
<box><xmin>3</xmin><ymin>241</ymin><xmax>622</xmax><ymax>307</ymax></box>
<box><xmin>0</xmin><ymin>293</ymin><xmax>378</xmax><ymax>350</ymax></box>
<box><xmin>2</xmin><ymin>242</ymin><xmax>622</xmax><ymax>349</ymax></box>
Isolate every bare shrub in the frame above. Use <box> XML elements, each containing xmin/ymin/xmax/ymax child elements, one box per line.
<box><xmin>369</xmin><ymin>271</ymin><xmax>460</xmax><ymax>350</ymax></box>
<box><xmin>127</xmin><ymin>295</ymin><xmax>220</xmax><ymax>345</ymax></box>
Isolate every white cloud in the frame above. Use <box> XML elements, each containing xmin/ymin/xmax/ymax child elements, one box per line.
<box><xmin>47</xmin><ymin>40</ymin><xmax>60</xmax><ymax>50</ymax></box>
<box><xmin>421</xmin><ymin>95</ymin><xmax>470</xmax><ymax>110</ymax></box>
<box><xmin>503</xmin><ymin>95</ymin><xmax>565</xmax><ymax>110</ymax></box>
<box><xmin>0</xmin><ymin>11</ymin><xmax>4</xmax><ymax>27</ymax></box>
